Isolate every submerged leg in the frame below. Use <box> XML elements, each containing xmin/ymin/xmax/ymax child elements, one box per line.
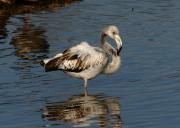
<box><xmin>84</xmin><ymin>87</ymin><xmax>88</xmax><ymax>97</ymax></box>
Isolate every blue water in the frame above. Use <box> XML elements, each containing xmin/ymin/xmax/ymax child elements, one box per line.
<box><xmin>0</xmin><ymin>0</ymin><xmax>180</xmax><ymax>128</ymax></box>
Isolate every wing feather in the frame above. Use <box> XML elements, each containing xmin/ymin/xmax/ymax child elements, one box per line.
<box><xmin>44</xmin><ymin>42</ymin><xmax>107</xmax><ymax>72</ymax></box>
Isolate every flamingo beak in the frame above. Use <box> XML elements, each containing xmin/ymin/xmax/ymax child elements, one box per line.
<box><xmin>114</xmin><ymin>34</ymin><xmax>122</xmax><ymax>55</ymax></box>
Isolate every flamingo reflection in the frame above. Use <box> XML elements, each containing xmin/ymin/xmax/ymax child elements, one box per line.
<box><xmin>11</xmin><ymin>16</ymin><xmax>49</xmax><ymax>60</ymax></box>
<box><xmin>42</xmin><ymin>90</ymin><xmax>123</xmax><ymax>128</ymax></box>
<box><xmin>0</xmin><ymin>12</ymin><xmax>9</xmax><ymax>40</ymax></box>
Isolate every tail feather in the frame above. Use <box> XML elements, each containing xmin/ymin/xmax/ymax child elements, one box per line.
<box><xmin>40</xmin><ymin>58</ymin><xmax>52</xmax><ymax>67</ymax></box>
<box><xmin>40</xmin><ymin>57</ymin><xmax>60</xmax><ymax>72</ymax></box>
<box><xmin>40</xmin><ymin>53</ymin><xmax>63</xmax><ymax>72</ymax></box>
<box><xmin>40</xmin><ymin>60</ymin><xmax>45</xmax><ymax>67</ymax></box>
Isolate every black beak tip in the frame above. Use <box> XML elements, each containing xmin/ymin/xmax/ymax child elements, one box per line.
<box><xmin>117</xmin><ymin>47</ymin><xmax>122</xmax><ymax>55</ymax></box>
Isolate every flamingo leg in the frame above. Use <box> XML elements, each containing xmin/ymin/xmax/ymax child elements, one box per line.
<box><xmin>84</xmin><ymin>79</ymin><xmax>88</xmax><ymax>88</ymax></box>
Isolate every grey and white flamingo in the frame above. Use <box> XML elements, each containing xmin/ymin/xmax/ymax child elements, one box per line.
<box><xmin>40</xmin><ymin>25</ymin><xmax>123</xmax><ymax>88</ymax></box>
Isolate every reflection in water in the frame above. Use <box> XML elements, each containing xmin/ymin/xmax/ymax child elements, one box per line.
<box><xmin>10</xmin><ymin>16</ymin><xmax>49</xmax><ymax>60</ymax></box>
<box><xmin>0</xmin><ymin>0</ymin><xmax>81</xmax><ymax>14</ymax></box>
<box><xmin>0</xmin><ymin>12</ymin><xmax>9</xmax><ymax>40</ymax></box>
<box><xmin>0</xmin><ymin>0</ymin><xmax>81</xmax><ymax>41</ymax></box>
<box><xmin>42</xmin><ymin>90</ymin><xmax>122</xmax><ymax>128</ymax></box>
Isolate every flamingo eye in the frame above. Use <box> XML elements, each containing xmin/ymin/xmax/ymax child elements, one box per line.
<box><xmin>112</xmin><ymin>31</ymin><xmax>116</xmax><ymax>35</ymax></box>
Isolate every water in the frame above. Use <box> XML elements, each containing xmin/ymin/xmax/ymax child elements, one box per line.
<box><xmin>0</xmin><ymin>0</ymin><xmax>180</xmax><ymax>127</ymax></box>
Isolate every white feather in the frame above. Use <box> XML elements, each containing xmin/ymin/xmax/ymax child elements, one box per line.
<box><xmin>43</xmin><ymin>53</ymin><xmax>63</xmax><ymax>64</ymax></box>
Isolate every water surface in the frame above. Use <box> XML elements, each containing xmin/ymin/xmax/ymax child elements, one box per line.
<box><xmin>0</xmin><ymin>0</ymin><xmax>180</xmax><ymax>128</ymax></box>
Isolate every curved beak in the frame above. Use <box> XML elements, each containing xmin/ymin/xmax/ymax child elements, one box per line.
<box><xmin>114</xmin><ymin>34</ymin><xmax>123</xmax><ymax>55</ymax></box>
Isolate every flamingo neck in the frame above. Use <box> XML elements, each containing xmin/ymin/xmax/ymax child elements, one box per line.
<box><xmin>100</xmin><ymin>33</ymin><xmax>121</xmax><ymax>74</ymax></box>
<box><xmin>101</xmin><ymin>33</ymin><xmax>116</xmax><ymax>55</ymax></box>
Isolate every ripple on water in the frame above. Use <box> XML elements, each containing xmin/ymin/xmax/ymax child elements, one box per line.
<box><xmin>0</xmin><ymin>0</ymin><xmax>180</xmax><ymax>128</ymax></box>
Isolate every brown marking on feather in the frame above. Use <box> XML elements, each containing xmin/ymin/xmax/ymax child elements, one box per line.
<box><xmin>44</xmin><ymin>51</ymin><xmax>92</xmax><ymax>73</ymax></box>
<box><xmin>63</xmin><ymin>54</ymin><xmax>91</xmax><ymax>72</ymax></box>
<box><xmin>44</xmin><ymin>57</ymin><xmax>61</xmax><ymax>72</ymax></box>
<box><xmin>69</xmin><ymin>54</ymin><xmax>78</xmax><ymax>60</ymax></box>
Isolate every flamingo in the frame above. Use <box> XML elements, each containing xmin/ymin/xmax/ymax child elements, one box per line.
<box><xmin>40</xmin><ymin>25</ymin><xmax>123</xmax><ymax>88</ymax></box>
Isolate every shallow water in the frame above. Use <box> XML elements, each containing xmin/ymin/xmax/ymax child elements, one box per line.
<box><xmin>0</xmin><ymin>0</ymin><xmax>180</xmax><ymax>128</ymax></box>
